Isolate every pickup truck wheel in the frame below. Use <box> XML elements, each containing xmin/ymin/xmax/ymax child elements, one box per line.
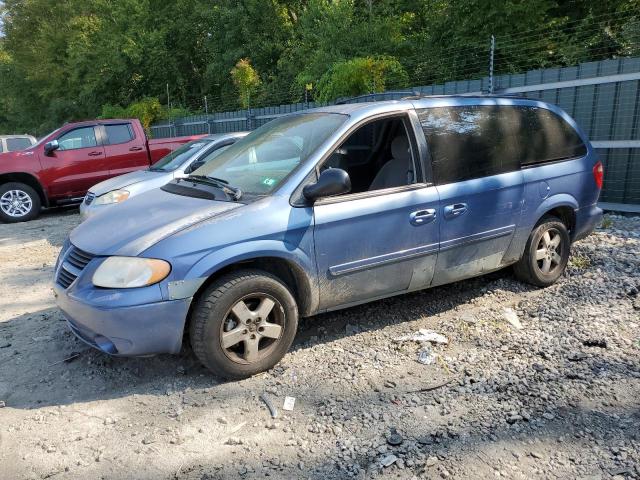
<box><xmin>0</xmin><ymin>182</ymin><xmax>41</xmax><ymax>223</ymax></box>
<box><xmin>514</xmin><ymin>215</ymin><xmax>570</xmax><ymax>287</ymax></box>
<box><xmin>190</xmin><ymin>269</ymin><xmax>298</xmax><ymax>379</ymax></box>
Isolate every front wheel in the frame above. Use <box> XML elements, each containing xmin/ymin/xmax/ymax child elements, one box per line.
<box><xmin>190</xmin><ymin>270</ymin><xmax>298</xmax><ymax>379</ymax></box>
<box><xmin>0</xmin><ymin>182</ymin><xmax>41</xmax><ymax>223</ymax></box>
<box><xmin>514</xmin><ymin>215</ymin><xmax>570</xmax><ymax>287</ymax></box>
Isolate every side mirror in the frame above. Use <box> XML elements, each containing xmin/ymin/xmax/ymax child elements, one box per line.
<box><xmin>44</xmin><ymin>140</ymin><xmax>59</xmax><ymax>155</ymax></box>
<box><xmin>303</xmin><ymin>168</ymin><xmax>351</xmax><ymax>202</ymax></box>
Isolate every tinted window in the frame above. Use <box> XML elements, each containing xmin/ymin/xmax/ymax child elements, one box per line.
<box><xmin>419</xmin><ymin>105</ymin><xmax>521</xmax><ymax>184</ymax></box>
<box><xmin>105</xmin><ymin>124</ymin><xmax>134</xmax><ymax>145</ymax></box>
<box><xmin>0</xmin><ymin>142</ymin><xmax>3</xmax><ymax>153</ymax></box>
<box><xmin>58</xmin><ymin>127</ymin><xmax>98</xmax><ymax>151</ymax></box>
<box><xmin>6</xmin><ymin>138</ymin><xmax>33</xmax><ymax>151</ymax></box>
<box><xmin>517</xmin><ymin>106</ymin><xmax>586</xmax><ymax>166</ymax></box>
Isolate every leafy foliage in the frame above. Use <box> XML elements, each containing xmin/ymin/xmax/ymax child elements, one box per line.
<box><xmin>230</xmin><ymin>59</ymin><xmax>261</xmax><ymax>109</ymax></box>
<box><xmin>0</xmin><ymin>0</ymin><xmax>637</xmax><ymax>134</ymax></box>
<box><xmin>316</xmin><ymin>56</ymin><xmax>408</xmax><ymax>102</ymax></box>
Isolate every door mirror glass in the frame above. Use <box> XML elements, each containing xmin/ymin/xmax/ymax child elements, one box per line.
<box><xmin>44</xmin><ymin>140</ymin><xmax>59</xmax><ymax>155</ymax></box>
<box><xmin>303</xmin><ymin>168</ymin><xmax>351</xmax><ymax>202</ymax></box>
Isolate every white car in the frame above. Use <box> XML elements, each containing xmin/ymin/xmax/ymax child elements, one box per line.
<box><xmin>0</xmin><ymin>134</ymin><xmax>37</xmax><ymax>153</ymax></box>
<box><xmin>80</xmin><ymin>132</ymin><xmax>248</xmax><ymax>220</ymax></box>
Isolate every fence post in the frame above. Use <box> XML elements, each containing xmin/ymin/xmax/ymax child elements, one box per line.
<box><xmin>488</xmin><ymin>35</ymin><xmax>495</xmax><ymax>94</ymax></box>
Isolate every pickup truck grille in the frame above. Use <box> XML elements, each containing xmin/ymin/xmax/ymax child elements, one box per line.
<box><xmin>56</xmin><ymin>246</ymin><xmax>95</xmax><ymax>289</ymax></box>
<box><xmin>84</xmin><ymin>192</ymin><xmax>95</xmax><ymax>205</ymax></box>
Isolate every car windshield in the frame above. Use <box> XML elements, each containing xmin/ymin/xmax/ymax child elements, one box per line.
<box><xmin>150</xmin><ymin>139</ymin><xmax>214</xmax><ymax>172</ymax></box>
<box><xmin>191</xmin><ymin>113</ymin><xmax>347</xmax><ymax>195</ymax></box>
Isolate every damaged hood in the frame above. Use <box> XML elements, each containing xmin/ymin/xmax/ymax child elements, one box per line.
<box><xmin>70</xmin><ymin>187</ymin><xmax>242</xmax><ymax>256</ymax></box>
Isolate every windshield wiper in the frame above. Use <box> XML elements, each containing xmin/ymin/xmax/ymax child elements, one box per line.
<box><xmin>186</xmin><ymin>175</ymin><xmax>243</xmax><ymax>201</ymax></box>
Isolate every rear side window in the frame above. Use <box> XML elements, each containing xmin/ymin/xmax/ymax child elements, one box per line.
<box><xmin>418</xmin><ymin>105</ymin><xmax>521</xmax><ymax>184</ymax></box>
<box><xmin>418</xmin><ymin>105</ymin><xmax>587</xmax><ymax>184</ymax></box>
<box><xmin>517</xmin><ymin>107</ymin><xmax>587</xmax><ymax>166</ymax></box>
<box><xmin>6</xmin><ymin>137</ymin><xmax>33</xmax><ymax>151</ymax></box>
<box><xmin>105</xmin><ymin>124</ymin><xmax>135</xmax><ymax>145</ymax></box>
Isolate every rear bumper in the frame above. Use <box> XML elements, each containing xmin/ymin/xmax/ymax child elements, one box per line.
<box><xmin>54</xmin><ymin>283</ymin><xmax>190</xmax><ymax>356</ymax></box>
<box><xmin>573</xmin><ymin>203</ymin><xmax>603</xmax><ymax>242</ymax></box>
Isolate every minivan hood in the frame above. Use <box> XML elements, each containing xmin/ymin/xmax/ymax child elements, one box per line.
<box><xmin>70</xmin><ymin>188</ymin><xmax>242</xmax><ymax>256</ymax></box>
<box><xmin>89</xmin><ymin>169</ymin><xmax>164</xmax><ymax>196</ymax></box>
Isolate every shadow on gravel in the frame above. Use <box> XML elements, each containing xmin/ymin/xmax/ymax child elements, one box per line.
<box><xmin>0</xmin><ymin>269</ymin><xmax>535</xmax><ymax>410</ymax></box>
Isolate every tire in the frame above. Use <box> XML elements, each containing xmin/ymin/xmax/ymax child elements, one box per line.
<box><xmin>190</xmin><ymin>269</ymin><xmax>298</xmax><ymax>379</ymax></box>
<box><xmin>514</xmin><ymin>215</ymin><xmax>570</xmax><ymax>287</ymax></box>
<box><xmin>0</xmin><ymin>182</ymin><xmax>41</xmax><ymax>223</ymax></box>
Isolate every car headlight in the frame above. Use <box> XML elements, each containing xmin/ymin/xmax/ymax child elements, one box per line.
<box><xmin>94</xmin><ymin>190</ymin><xmax>130</xmax><ymax>205</ymax></box>
<box><xmin>92</xmin><ymin>257</ymin><xmax>171</xmax><ymax>288</ymax></box>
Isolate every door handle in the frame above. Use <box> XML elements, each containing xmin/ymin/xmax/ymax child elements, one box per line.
<box><xmin>87</xmin><ymin>151</ymin><xmax>103</xmax><ymax>156</ymax></box>
<box><xmin>409</xmin><ymin>208</ymin><xmax>437</xmax><ymax>226</ymax></box>
<box><xmin>129</xmin><ymin>146</ymin><xmax>143</xmax><ymax>151</ymax></box>
<box><xmin>443</xmin><ymin>203</ymin><xmax>468</xmax><ymax>219</ymax></box>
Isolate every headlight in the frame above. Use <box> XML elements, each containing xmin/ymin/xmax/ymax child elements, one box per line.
<box><xmin>92</xmin><ymin>257</ymin><xmax>171</xmax><ymax>288</ymax></box>
<box><xmin>94</xmin><ymin>190</ymin><xmax>130</xmax><ymax>205</ymax></box>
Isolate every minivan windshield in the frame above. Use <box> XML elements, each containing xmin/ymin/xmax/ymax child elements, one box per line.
<box><xmin>150</xmin><ymin>139</ymin><xmax>214</xmax><ymax>172</ymax></box>
<box><xmin>191</xmin><ymin>113</ymin><xmax>347</xmax><ymax>195</ymax></box>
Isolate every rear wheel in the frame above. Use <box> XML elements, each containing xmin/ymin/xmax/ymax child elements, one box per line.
<box><xmin>0</xmin><ymin>182</ymin><xmax>41</xmax><ymax>223</ymax></box>
<box><xmin>514</xmin><ymin>215</ymin><xmax>570</xmax><ymax>287</ymax></box>
<box><xmin>190</xmin><ymin>270</ymin><xmax>298</xmax><ymax>379</ymax></box>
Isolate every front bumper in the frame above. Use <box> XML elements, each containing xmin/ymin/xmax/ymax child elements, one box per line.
<box><xmin>573</xmin><ymin>203</ymin><xmax>604</xmax><ymax>242</ymax></box>
<box><xmin>54</xmin><ymin>283</ymin><xmax>191</xmax><ymax>356</ymax></box>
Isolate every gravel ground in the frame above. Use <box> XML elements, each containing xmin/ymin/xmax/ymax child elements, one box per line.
<box><xmin>0</xmin><ymin>210</ymin><xmax>639</xmax><ymax>480</ymax></box>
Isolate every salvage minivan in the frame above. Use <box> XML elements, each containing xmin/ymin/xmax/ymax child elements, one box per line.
<box><xmin>54</xmin><ymin>97</ymin><xmax>603</xmax><ymax>379</ymax></box>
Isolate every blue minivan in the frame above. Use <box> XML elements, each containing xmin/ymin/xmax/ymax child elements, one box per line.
<box><xmin>53</xmin><ymin>96</ymin><xmax>603</xmax><ymax>378</ymax></box>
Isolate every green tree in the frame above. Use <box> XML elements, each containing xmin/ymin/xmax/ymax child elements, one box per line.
<box><xmin>315</xmin><ymin>56</ymin><xmax>408</xmax><ymax>102</ymax></box>
<box><xmin>230</xmin><ymin>58</ymin><xmax>261</xmax><ymax>109</ymax></box>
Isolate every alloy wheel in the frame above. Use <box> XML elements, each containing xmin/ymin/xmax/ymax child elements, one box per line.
<box><xmin>535</xmin><ymin>227</ymin><xmax>563</xmax><ymax>274</ymax></box>
<box><xmin>220</xmin><ymin>293</ymin><xmax>285</xmax><ymax>364</ymax></box>
<box><xmin>0</xmin><ymin>189</ymin><xmax>33</xmax><ymax>218</ymax></box>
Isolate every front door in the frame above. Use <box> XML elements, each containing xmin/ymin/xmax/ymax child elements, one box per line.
<box><xmin>312</xmin><ymin>113</ymin><xmax>440</xmax><ymax>311</ymax></box>
<box><xmin>40</xmin><ymin>125</ymin><xmax>108</xmax><ymax>198</ymax></box>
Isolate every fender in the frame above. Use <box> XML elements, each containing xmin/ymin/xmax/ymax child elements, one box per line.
<box><xmin>166</xmin><ymin>239</ymin><xmax>319</xmax><ymax>315</ymax></box>
<box><xmin>0</xmin><ymin>170</ymin><xmax>50</xmax><ymax>207</ymax></box>
<box><xmin>530</xmin><ymin>193</ymin><xmax>578</xmax><ymax>228</ymax></box>
<box><xmin>505</xmin><ymin>193</ymin><xmax>579</xmax><ymax>263</ymax></box>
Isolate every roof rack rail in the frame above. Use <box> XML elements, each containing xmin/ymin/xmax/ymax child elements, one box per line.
<box><xmin>402</xmin><ymin>92</ymin><xmax>526</xmax><ymax>100</ymax></box>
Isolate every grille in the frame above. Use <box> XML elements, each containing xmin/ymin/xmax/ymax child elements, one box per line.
<box><xmin>84</xmin><ymin>192</ymin><xmax>95</xmax><ymax>205</ymax></box>
<box><xmin>56</xmin><ymin>246</ymin><xmax>95</xmax><ymax>289</ymax></box>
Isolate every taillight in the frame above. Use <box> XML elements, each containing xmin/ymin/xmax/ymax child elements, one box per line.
<box><xmin>593</xmin><ymin>161</ymin><xmax>603</xmax><ymax>189</ymax></box>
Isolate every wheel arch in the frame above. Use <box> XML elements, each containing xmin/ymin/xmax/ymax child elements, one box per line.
<box><xmin>0</xmin><ymin>172</ymin><xmax>49</xmax><ymax>207</ymax></box>
<box><xmin>182</xmin><ymin>245</ymin><xmax>317</xmax><ymax>340</ymax></box>
<box><xmin>532</xmin><ymin>194</ymin><xmax>578</xmax><ymax>238</ymax></box>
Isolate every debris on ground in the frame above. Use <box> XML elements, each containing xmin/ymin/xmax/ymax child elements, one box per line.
<box><xmin>282</xmin><ymin>396</ymin><xmax>295</xmax><ymax>411</ymax></box>
<box><xmin>259</xmin><ymin>393</ymin><xmax>278</xmax><ymax>418</ymax></box>
<box><xmin>583</xmin><ymin>339</ymin><xmax>608</xmax><ymax>348</ymax></box>
<box><xmin>380</xmin><ymin>454</ymin><xmax>398</xmax><ymax>467</ymax></box>
<box><xmin>0</xmin><ymin>400</ymin><xmax>5</xmax><ymax>408</ymax></box>
<box><xmin>386</xmin><ymin>427</ymin><xmax>403</xmax><ymax>446</ymax></box>
<box><xmin>1</xmin><ymin>212</ymin><xmax>640</xmax><ymax>479</ymax></box>
<box><xmin>394</xmin><ymin>329</ymin><xmax>449</xmax><ymax>345</ymax></box>
<box><xmin>417</xmin><ymin>347</ymin><xmax>438</xmax><ymax>365</ymax></box>
<box><xmin>502</xmin><ymin>307</ymin><xmax>523</xmax><ymax>329</ymax></box>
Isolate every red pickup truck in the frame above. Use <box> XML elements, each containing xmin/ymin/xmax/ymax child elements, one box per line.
<box><xmin>0</xmin><ymin>119</ymin><xmax>203</xmax><ymax>222</ymax></box>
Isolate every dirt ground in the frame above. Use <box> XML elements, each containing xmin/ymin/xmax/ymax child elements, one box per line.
<box><xmin>0</xmin><ymin>209</ymin><xmax>639</xmax><ymax>480</ymax></box>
